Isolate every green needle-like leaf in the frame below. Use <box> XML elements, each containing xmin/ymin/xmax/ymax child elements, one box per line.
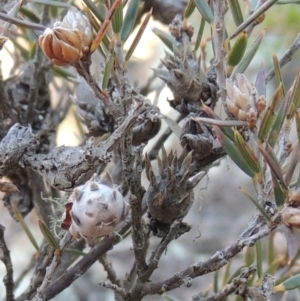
<box><xmin>13</xmin><ymin>206</ymin><xmax>39</xmax><ymax>251</ymax></box>
<box><xmin>214</xmin><ymin>127</ymin><xmax>256</xmax><ymax>178</ymax></box>
<box><xmin>112</xmin><ymin>1</ymin><xmax>123</xmax><ymax>35</ymax></box>
<box><xmin>239</xmin><ymin>188</ymin><xmax>271</xmax><ymax>221</ymax></box>
<box><xmin>184</xmin><ymin>0</ymin><xmax>196</xmax><ymax>18</ymax></box>
<box><xmin>121</xmin><ymin>0</ymin><xmax>140</xmax><ymax>42</ymax></box>
<box><xmin>227</xmin><ymin>31</ymin><xmax>248</xmax><ymax>75</ymax></box>
<box><xmin>233</xmin><ymin>30</ymin><xmax>265</xmax><ymax>77</ymax></box>
<box><xmin>273</xmin><ymin>53</ymin><xmax>286</xmax><ymax>96</ymax></box>
<box><xmin>194</xmin><ymin>0</ymin><xmax>214</xmax><ymax>23</ymax></box>
<box><xmin>152</xmin><ymin>27</ymin><xmax>179</xmax><ymax>52</ymax></box>
<box><xmin>258</xmin><ymin>83</ymin><xmax>283</xmax><ymax>142</ymax></box>
<box><xmin>82</xmin><ymin>0</ymin><xmax>106</xmax><ymax>23</ymax></box>
<box><xmin>102</xmin><ymin>54</ymin><xmax>114</xmax><ymax>90</ymax></box>
<box><xmin>258</xmin><ymin>142</ymin><xmax>288</xmax><ymax>191</ymax></box>
<box><xmin>268</xmin><ymin>90</ymin><xmax>292</xmax><ymax>147</ymax></box>
<box><xmin>38</xmin><ymin>219</ymin><xmax>60</xmax><ymax>250</ymax></box>
<box><xmin>228</xmin><ymin>0</ymin><xmax>244</xmax><ymax>26</ymax></box>
<box><xmin>256</xmin><ymin>240</ymin><xmax>263</xmax><ymax>280</ymax></box>
<box><xmin>125</xmin><ymin>8</ymin><xmax>152</xmax><ymax>61</ymax></box>
<box><xmin>194</xmin><ymin>16</ymin><xmax>205</xmax><ymax>52</ymax></box>
<box><xmin>234</xmin><ymin>130</ymin><xmax>261</xmax><ymax>175</ymax></box>
<box><xmin>288</xmin><ymin>70</ymin><xmax>300</xmax><ymax>119</ymax></box>
<box><xmin>275</xmin><ymin>273</ymin><xmax>300</xmax><ymax>291</ymax></box>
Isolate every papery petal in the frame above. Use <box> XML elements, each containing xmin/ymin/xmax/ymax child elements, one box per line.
<box><xmin>54</xmin><ymin>28</ymin><xmax>83</xmax><ymax>49</ymax></box>
<box><xmin>61</xmin><ymin>42</ymin><xmax>81</xmax><ymax>63</ymax></box>
<box><xmin>61</xmin><ymin>202</ymin><xmax>73</xmax><ymax>230</ymax></box>
<box><xmin>39</xmin><ymin>30</ymin><xmax>55</xmax><ymax>59</ymax></box>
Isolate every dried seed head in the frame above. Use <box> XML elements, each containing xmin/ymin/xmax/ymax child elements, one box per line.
<box><xmin>154</xmin><ymin>15</ymin><xmax>218</xmax><ymax>115</ymax></box>
<box><xmin>145</xmin><ymin>148</ymin><xmax>203</xmax><ymax>237</ymax></box>
<box><xmin>39</xmin><ymin>8</ymin><xmax>93</xmax><ymax>66</ymax></box>
<box><xmin>61</xmin><ymin>172</ymin><xmax>130</xmax><ymax>246</ymax></box>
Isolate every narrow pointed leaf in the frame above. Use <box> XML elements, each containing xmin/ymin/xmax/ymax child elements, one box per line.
<box><xmin>273</xmin><ymin>53</ymin><xmax>286</xmax><ymax>96</ymax></box>
<box><xmin>194</xmin><ymin>16</ymin><xmax>205</xmax><ymax>52</ymax></box>
<box><xmin>20</xmin><ymin>7</ymin><xmax>40</xmax><ymax>23</ymax></box>
<box><xmin>13</xmin><ymin>206</ymin><xmax>39</xmax><ymax>251</ymax></box>
<box><xmin>288</xmin><ymin>70</ymin><xmax>300</xmax><ymax>119</ymax></box>
<box><xmin>200</xmin><ymin>104</ymin><xmax>237</xmax><ymax>141</ymax></box>
<box><xmin>272</xmin><ymin>175</ymin><xmax>286</xmax><ymax>206</ymax></box>
<box><xmin>222</xmin><ymin>262</ymin><xmax>231</xmax><ymax>287</ymax></box>
<box><xmin>192</xmin><ymin>117</ymin><xmax>247</xmax><ymax>127</ymax></box>
<box><xmin>268</xmin><ymin>90</ymin><xmax>292</xmax><ymax>147</ymax></box>
<box><xmin>266</xmin><ymin>257</ymin><xmax>284</xmax><ymax>275</ymax></box>
<box><xmin>82</xmin><ymin>0</ymin><xmax>106</xmax><ymax>23</ymax></box>
<box><xmin>258</xmin><ymin>83</ymin><xmax>283</xmax><ymax>141</ymax></box>
<box><xmin>228</xmin><ymin>0</ymin><xmax>244</xmax><ymax>26</ymax></box>
<box><xmin>234</xmin><ymin>130</ymin><xmax>261</xmax><ymax>174</ymax></box>
<box><xmin>91</xmin><ymin>0</ymin><xmax>121</xmax><ymax>53</ymax></box>
<box><xmin>214</xmin><ymin>126</ymin><xmax>256</xmax><ymax>177</ymax></box>
<box><xmin>239</xmin><ymin>188</ymin><xmax>271</xmax><ymax>221</ymax></box>
<box><xmin>194</xmin><ymin>0</ymin><xmax>214</xmax><ymax>23</ymax></box>
<box><xmin>275</xmin><ymin>273</ymin><xmax>300</xmax><ymax>291</ymax></box>
<box><xmin>258</xmin><ymin>143</ymin><xmax>288</xmax><ymax>191</ymax></box>
<box><xmin>28</xmin><ymin>0</ymin><xmax>71</xmax><ymax>7</ymax></box>
<box><xmin>256</xmin><ymin>240</ymin><xmax>263</xmax><ymax>279</ymax></box>
<box><xmin>152</xmin><ymin>27</ymin><xmax>179</xmax><ymax>52</ymax></box>
<box><xmin>284</xmin><ymin>143</ymin><xmax>299</xmax><ymax>186</ymax></box>
<box><xmin>244</xmin><ymin>246</ymin><xmax>255</xmax><ymax>266</ymax></box>
<box><xmin>125</xmin><ymin>8</ymin><xmax>152</xmax><ymax>61</ymax></box>
<box><xmin>234</xmin><ymin>30</ymin><xmax>265</xmax><ymax>76</ymax></box>
<box><xmin>112</xmin><ymin>2</ymin><xmax>123</xmax><ymax>34</ymax></box>
<box><xmin>184</xmin><ymin>0</ymin><xmax>196</xmax><ymax>18</ymax></box>
<box><xmin>227</xmin><ymin>31</ymin><xmax>248</xmax><ymax>70</ymax></box>
<box><xmin>255</xmin><ymin>64</ymin><xmax>266</xmax><ymax>97</ymax></box>
<box><xmin>38</xmin><ymin>219</ymin><xmax>60</xmax><ymax>250</ymax></box>
<box><xmin>102</xmin><ymin>54</ymin><xmax>114</xmax><ymax>90</ymax></box>
<box><xmin>121</xmin><ymin>0</ymin><xmax>140</xmax><ymax>42</ymax></box>
<box><xmin>214</xmin><ymin>270</ymin><xmax>219</xmax><ymax>293</ymax></box>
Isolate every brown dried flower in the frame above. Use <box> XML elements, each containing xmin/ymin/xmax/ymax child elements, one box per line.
<box><xmin>39</xmin><ymin>8</ymin><xmax>93</xmax><ymax>66</ymax></box>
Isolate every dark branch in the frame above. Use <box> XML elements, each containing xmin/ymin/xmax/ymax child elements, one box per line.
<box><xmin>0</xmin><ymin>224</ymin><xmax>15</xmax><ymax>301</ymax></box>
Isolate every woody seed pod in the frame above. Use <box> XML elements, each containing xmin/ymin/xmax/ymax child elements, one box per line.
<box><xmin>62</xmin><ymin>172</ymin><xmax>130</xmax><ymax>246</ymax></box>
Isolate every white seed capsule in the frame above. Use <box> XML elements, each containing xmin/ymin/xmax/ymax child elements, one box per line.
<box><xmin>62</xmin><ymin>172</ymin><xmax>130</xmax><ymax>246</ymax></box>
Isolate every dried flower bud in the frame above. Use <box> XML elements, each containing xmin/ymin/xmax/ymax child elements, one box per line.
<box><xmin>282</xmin><ymin>206</ymin><xmax>300</xmax><ymax>229</ymax></box>
<box><xmin>288</xmin><ymin>190</ymin><xmax>300</xmax><ymax>207</ymax></box>
<box><xmin>226</xmin><ymin>75</ymin><xmax>251</xmax><ymax>115</ymax></box>
<box><xmin>39</xmin><ymin>8</ymin><xmax>93</xmax><ymax>66</ymax></box>
<box><xmin>256</xmin><ymin>95</ymin><xmax>266</xmax><ymax>114</ymax></box>
<box><xmin>62</xmin><ymin>172</ymin><xmax>130</xmax><ymax>246</ymax></box>
<box><xmin>246</xmin><ymin>108</ymin><xmax>258</xmax><ymax>130</ymax></box>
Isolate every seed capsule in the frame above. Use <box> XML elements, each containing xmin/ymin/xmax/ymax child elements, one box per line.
<box><xmin>61</xmin><ymin>172</ymin><xmax>130</xmax><ymax>246</ymax></box>
<box><xmin>39</xmin><ymin>8</ymin><xmax>93</xmax><ymax>66</ymax></box>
